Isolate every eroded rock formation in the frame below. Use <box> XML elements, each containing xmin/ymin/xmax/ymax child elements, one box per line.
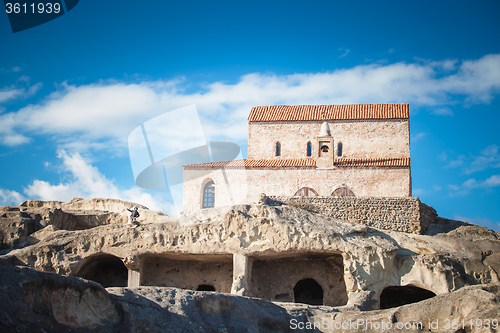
<box><xmin>1</xmin><ymin>198</ymin><xmax>500</xmax><ymax>332</ymax></box>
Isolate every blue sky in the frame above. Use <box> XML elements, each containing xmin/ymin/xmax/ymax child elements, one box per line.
<box><xmin>1</xmin><ymin>1</ymin><xmax>499</xmax><ymax>229</ymax></box>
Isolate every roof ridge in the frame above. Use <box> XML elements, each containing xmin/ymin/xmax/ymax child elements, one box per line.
<box><xmin>248</xmin><ymin>104</ymin><xmax>409</xmax><ymax>122</ymax></box>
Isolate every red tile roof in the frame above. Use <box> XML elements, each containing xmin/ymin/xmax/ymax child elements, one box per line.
<box><xmin>248</xmin><ymin>104</ymin><xmax>409</xmax><ymax>122</ymax></box>
<box><xmin>183</xmin><ymin>157</ymin><xmax>410</xmax><ymax>169</ymax></box>
<box><xmin>334</xmin><ymin>157</ymin><xmax>410</xmax><ymax>168</ymax></box>
<box><xmin>183</xmin><ymin>159</ymin><xmax>316</xmax><ymax>169</ymax></box>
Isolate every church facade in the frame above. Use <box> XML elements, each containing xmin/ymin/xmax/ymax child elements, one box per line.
<box><xmin>182</xmin><ymin>104</ymin><xmax>411</xmax><ymax>216</ymax></box>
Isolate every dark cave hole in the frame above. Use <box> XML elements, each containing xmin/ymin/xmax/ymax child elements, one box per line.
<box><xmin>75</xmin><ymin>254</ymin><xmax>128</xmax><ymax>288</ymax></box>
<box><xmin>294</xmin><ymin>278</ymin><xmax>324</xmax><ymax>305</ymax></box>
<box><xmin>380</xmin><ymin>285</ymin><xmax>436</xmax><ymax>309</ymax></box>
<box><xmin>196</xmin><ymin>284</ymin><xmax>216</xmax><ymax>291</ymax></box>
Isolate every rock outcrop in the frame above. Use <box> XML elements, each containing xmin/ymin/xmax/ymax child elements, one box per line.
<box><xmin>1</xmin><ymin>198</ymin><xmax>500</xmax><ymax>332</ymax></box>
<box><xmin>1</xmin><ymin>198</ymin><xmax>171</xmax><ymax>251</ymax></box>
<box><xmin>1</xmin><ymin>265</ymin><xmax>499</xmax><ymax>332</ymax></box>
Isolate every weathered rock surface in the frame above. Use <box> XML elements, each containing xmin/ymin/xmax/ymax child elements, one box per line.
<box><xmin>1</xmin><ymin>198</ymin><xmax>500</xmax><ymax>332</ymax></box>
<box><xmin>1</xmin><ymin>265</ymin><xmax>499</xmax><ymax>332</ymax></box>
<box><xmin>2</xmin><ymin>203</ymin><xmax>500</xmax><ymax>308</ymax></box>
<box><xmin>0</xmin><ymin>198</ymin><xmax>171</xmax><ymax>251</ymax></box>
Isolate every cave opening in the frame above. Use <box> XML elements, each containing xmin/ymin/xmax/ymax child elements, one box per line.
<box><xmin>74</xmin><ymin>254</ymin><xmax>128</xmax><ymax>288</ymax></box>
<box><xmin>196</xmin><ymin>284</ymin><xmax>216</xmax><ymax>291</ymax></box>
<box><xmin>380</xmin><ymin>285</ymin><xmax>436</xmax><ymax>309</ymax></box>
<box><xmin>293</xmin><ymin>278</ymin><xmax>324</xmax><ymax>305</ymax></box>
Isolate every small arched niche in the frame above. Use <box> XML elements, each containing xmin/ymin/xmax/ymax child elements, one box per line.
<box><xmin>379</xmin><ymin>285</ymin><xmax>436</xmax><ymax>309</ymax></box>
<box><xmin>293</xmin><ymin>278</ymin><xmax>324</xmax><ymax>305</ymax></box>
<box><xmin>74</xmin><ymin>254</ymin><xmax>128</xmax><ymax>288</ymax></box>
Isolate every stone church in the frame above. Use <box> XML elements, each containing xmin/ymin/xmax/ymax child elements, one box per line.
<box><xmin>182</xmin><ymin>103</ymin><xmax>411</xmax><ymax>215</ymax></box>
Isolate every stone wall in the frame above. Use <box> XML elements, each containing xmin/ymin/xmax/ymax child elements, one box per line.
<box><xmin>265</xmin><ymin>196</ymin><xmax>437</xmax><ymax>234</ymax></box>
<box><xmin>182</xmin><ymin>167</ymin><xmax>411</xmax><ymax>216</ymax></box>
<box><xmin>248</xmin><ymin>119</ymin><xmax>410</xmax><ymax>160</ymax></box>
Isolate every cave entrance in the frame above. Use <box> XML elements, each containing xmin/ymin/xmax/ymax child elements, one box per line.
<box><xmin>197</xmin><ymin>284</ymin><xmax>216</xmax><ymax>291</ymax></box>
<box><xmin>380</xmin><ymin>285</ymin><xmax>436</xmax><ymax>309</ymax></box>
<box><xmin>74</xmin><ymin>254</ymin><xmax>128</xmax><ymax>288</ymax></box>
<box><xmin>293</xmin><ymin>278</ymin><xmax>324</xmax><ymax>305</ymax></box>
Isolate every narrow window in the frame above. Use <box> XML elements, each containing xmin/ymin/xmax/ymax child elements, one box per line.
<box><xmin>202</xmin><ymin>181</ymin><xmax>215</xmax><ymax>208</ymax></box>
<box><xmin>338</xmin><ymin>142</ymin><xmax>343</xmax><ymax>157</ymax></box>
<box><xmin>307</xmin><ymin>142</ymin><xmax>312</xmax><ymax>157</ymax></box>
<box><xmin>276</xmin><ymin>142</ymin><xmax>281</xmax><ymax>157</ymax></box>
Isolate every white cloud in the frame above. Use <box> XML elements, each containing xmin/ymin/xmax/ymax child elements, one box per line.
<box><xmin>463</xmin><ymin>144</ymin><xmax>500</xmax><ymax>174</ymax></box>
<box><xmin>454</xmin><ymin>214</ymin><xmax>500</xmax><ymax>232</ymax></box>
<box><xmin>412</xmin><ymin>188</ymin><xmax>426</xmax><ymax>196</ymax></box>
<box><xmin>0</xmin><ymin>188</ymin><xmax>26</xmax><ymax>206</ymax></box>
<box><xmin>23</xmin><ymin>150</ymin><xmax>176</xmax><ymax>215</ymax></box>
<box><xmin>411</xmin><ymin>132</ymin><xmax>427</xmax><ymax>142</ymax></box>
<box><xmin>447</xmin><ymin>174</ymin><xmax>500</xmax><ymax>196</ymax></box>
<box><xmin>0</xmin><ymin>81</ymin><xmax>42</xmax><ymax>105</ymax></box>
<box><xmin>1</xmin><ymin>54</ymin><xmax>500</xmax><ymax>151</ymax></box>
<box><xmin>8</xmin><ymin>66</ymin><xmax>22</xmax><ymax>73</ymax></box>
<box><xmin>338</xmin><ymin>48</ymin><xmax>350</xmax><ymax>58</ymax></box>
<box><xmin>432</xmin><ymin>107</ymin><xmax>454</xmax><ymax>116</ymax></box>
<box><xmin>445</xmin><ymin>155</ymin><xmax>466</xmax><ymax>168</ymax></box>
<box><xmin>438</xmin><ymin>152</ymin><xmax>448</xmax><ymax>161</ymax></box>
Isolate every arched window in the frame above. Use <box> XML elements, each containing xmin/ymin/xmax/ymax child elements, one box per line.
<box><xmin>337</xmin><ymin>142</ymin><xmax>343</xmax><ymax>157</ymax></box>
<box><xmin>294</xmin><ymin>187</ymin><xmax>319</xmax><ymax>197</ymax></box>
<box><xmin>331</xmin><ymin>187</ymin><xmax>355</xmax><ymax>197</ymax></box>
<box><xmin>294</xmin><ymin>278</ymin><xmax>324</xmax><ymax>305</ymax></box>
<box><xmin>307</xmin><ymin>142</ymin><xmax>312</xmax><ymax>157</ymax></box>
<box><xmin>276</xmin><ymin>142</ymin><xmax>281</xmax><ymax>156</ymax></box>
<box><xmin>202</xmin><ymin>181</ymin><xmax>215</xmax><ymax>208</ymax></box>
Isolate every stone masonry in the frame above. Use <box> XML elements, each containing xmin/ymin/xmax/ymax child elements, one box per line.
<box><xmin>265</xmin><ymin>195</ymin><xmax>438</xmax><ymax>234</ymax></box>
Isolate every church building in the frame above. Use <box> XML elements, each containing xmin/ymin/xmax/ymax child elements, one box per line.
<box><xmin>182</xmin><ymin>104</ymin><xmax>411</xmax><ymax>216</ymax></box>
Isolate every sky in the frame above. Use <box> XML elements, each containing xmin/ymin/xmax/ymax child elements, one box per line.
<box><xmin>0</xmin><ymin>1</ymin><xmax>499</xmax><ymax>230</ymax></box>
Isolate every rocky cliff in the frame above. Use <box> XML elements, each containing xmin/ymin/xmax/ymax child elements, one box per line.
<box><xmin>1</xmin><ymin>198</ymin><xmax>499</xmax><ymax>332</ymax></box>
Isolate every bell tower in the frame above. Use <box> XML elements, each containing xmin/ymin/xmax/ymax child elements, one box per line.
<box><xmin>316</xmin><ymin>121</ymin><xmax>334</xmax><ymax>169</ymax></box>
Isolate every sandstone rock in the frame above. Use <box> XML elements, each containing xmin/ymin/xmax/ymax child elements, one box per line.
<box><xmin>2</xmin><ymin>199</ymin><xmax>500</xmax><ymax>332</ymax></box>
<box><xmin>1</xmin><ymin>265</ymin><xmax>500</xmax><ymax>332</ymax></box>
<box><xmin>1</xmin><ymin>198</ymin><xmax>172</xmax><ymax>251</ymax></box>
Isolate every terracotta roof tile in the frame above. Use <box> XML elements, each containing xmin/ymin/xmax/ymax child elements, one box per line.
<box><xmin>182</xmin><ymin>159</ymin><xmax>316</xmax><ymax>169</ymax></box>
<box><xmin>334</xmin><ymin>157</ymin><xmax>410</xmax><ymax>168</ymax></box>
<box><xmin>182</xmin><ymin>157</ymin><xmax>410</xmax><ymax>169</ymax></box>
<box><xmin>248</xmin><ymin>104</ymin><xmax>409</xmax><ymax>122</ymax></box>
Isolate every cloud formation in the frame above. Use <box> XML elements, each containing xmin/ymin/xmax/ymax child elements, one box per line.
<box><xmin>23</xmin><ymin>150</ymin><xmax>176</xmax><ymax>215</ymax></box>
<box><xmin>1</xmin><ymin>54</ymin><xmax>500</xmax><ymax>152</ymax></box>
<box><xmin>0</xmin><ymin>188</ymin><xmax>25</xmax><ymax>206</ymax></box>
<box><xmin>454</xmin><ymin>214</ymin><xmax>500</xmax><ymax>232</ymax></box>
